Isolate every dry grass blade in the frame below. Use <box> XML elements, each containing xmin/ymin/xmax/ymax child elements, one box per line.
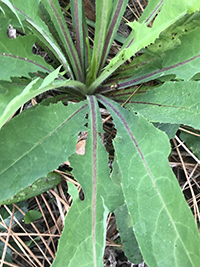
<box><xmin>49</xmin><ymin>189</ymin><xmax>70</xmax><ymax>213</ymax></box>
<box><xmin>173</xmin><ymin>137</ymin><xmax>200</xmax><ymax>223</ymax></box>
<box><xmin>0</xmin><ymin>260</ymin><xmax>21</xmax><ymax>267</ymax></box>
<box><xmin>175</xmin><ymin>136</ymin><xmax>200</xmax><ymax>165</ymax></box>
<box><xmin>136</xmin><ymin>0</ymin><xmax>144</xmax><ymax>12</ymax></box>
<box><xmin>131</xmin><ymin>0</ymin><xmax>142</xmax><ymax>18</ymax></box>
<box><xmin>127</xmin><ymin>3</ymin><xmax>140</xmax><ymax>20</ymax></box>
<box><xmin>52</xmin><ymin>187</ymin><xmax>65</xmax><ymax>226</ymax></box>
<box><xmin>34</xmin><ymin>196</ymin><xmax>57</xmax><ymax>255</ymax></box>
<box><xmin>0</xmin><ymin>235</ymin><xmax>33</xmax><ymax>267</ymax></box>
<box><xmin>13</xmin><ymin>204</ymin><xmax>55</xmax><ymax>264</ymax></box>
<box><xmin>1</xmin><ymin>206</ymin><xmax>15</xmax><ymax>267</ymax></box>
<box><xmin>179</xmin><ymin>126</ymin><xmax>200</xmax><ymax>137</ymax></box>
<box><xmin>0</xmin><ymin>206</ymin><xmax>41</xmax><ymax>267</ymax></box>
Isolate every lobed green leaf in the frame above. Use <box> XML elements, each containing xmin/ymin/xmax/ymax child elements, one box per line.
<box><xmin>0</xmin><ymin>101</ymin><xmax>88</xmax><ymax>204</ymax></box>
<box><xmin>88</xmin><ymin>0</ymin><xmax>200</xmax><ymax>93</ymax></box>
<box><xmin>0</xmin><ymin>67</ymin><xmax>64</xmax><ymax>128</ymax></box>
<box><xmin>97</xmin><ymin>95</ymin><xmax>200</xmax><ymax>267</ymax></box>
<box><xmin>1</xmin><ymin>0</ymin><xmax>70</xmax><ymax>72</ymax></box>
<box><xmin>0</xmin><ymin>17</ymin><xmax>54</xmax><ymax>81</ymax></box>
<box><xmin>104</xmin><ymin>13</ymin><xmax>200</xmax><ymax>90</ymax></box>
<box><xmin>52</xmin><ymin>96</ymin><xmax>123</xmax><ymax>267</ymax></box>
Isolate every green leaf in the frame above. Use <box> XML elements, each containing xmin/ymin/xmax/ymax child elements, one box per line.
<box><xmin>52</xmin><ymin>96</ymin><xmax>123</xmax><ymax>267</ymax></box>
<box><xmin>0</xmin><ymin>101</ymin><xmax>88</xmax><ymax>205</ymax></box>
<box><xmin>0</xmin><ymin>17</ymin><xmax>54</xmax><ymax>81</ymax></box>
<box><xmin>0</xmin><ymin>66</ymin><xmax>63</xmax><ymax>128</ymax></box>
<box><xmin>97</xmin><ymin>95</ymin><xmax>200</xmax><ymax>267</ymax></box>
<box><xmin>140</xmin><ymin>0</ymin><xmax>200</xmax><ymax>24</ymax></box>
<box><xmin>107</xmin><ymin>13</ymin><xmax>200</xmax><ymax>89</ymax></box>
<box><xmin>88</xmin><ymin>1</ymin><xmax>200</xmax><ymax>93</ymax></box>
<box><xmin>0</xmin><ymin>242</ymin><xmax>12</xmax><ymax>266</ymax></box>
<box><xmin>180</xmin><ymin>130</ymin><xmax>200</xmax><ymax>159</ymax></box>
<box><xmin>40</xmin><ymin>0</ymin><xmax>83</xmax><ymax>80</ymax></box>
<box><xmin>1</xmin><ymin>0</ymin><xmax>70</xmax><ymax>72</ymax></box>
<box><xmin>1</xmin><ymin>172</ymin><xmax>61</xmax><ymax>205</ymax></box>
<box><xmin>86</xmin><ymin>0</ymin><xmax>114</xmax><ymax>85</ymax></box>
<box><xmin>153</xmin><ymin>123</ymin><xmax>180</xmax><ymax>139</ymax></box>
<box><xmin>126</xmin><ymin>81</ymin><xmax>200</xmax><ymax>129</ymax></box>
<box><xmin>0</xmin><ymin>0</ymin><xmax>24</xmax><ymax>30</ymax></box>
<box><xmin>70</xmin><ymin>0</ymin><xmax>87</xmax><ymax>74</ymax></box>
<box><xmin>96</xmin><ymin>0</ymin><xmax>129</xmax><ymax>73</ymax></box>
<box><xmin>115</xmin><ymin>203</ymin><xmax>143</xmax><ymax>264</ymax></box>
<box><xmin>0</xmin><ymin>65</ymin><xmax>87</xmax><ymax>129</ymax></box>
<box><xmin>112</xmin><ymin>158</ymin><xmax>143</xmax><ymax>264</ymax></box>
<box><xmin>24</xmin><ymin>210</ymin><xmax>42</xmax><ymax>224</ymax></box>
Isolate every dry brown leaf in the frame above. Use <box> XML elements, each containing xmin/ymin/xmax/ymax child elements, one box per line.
<box><xmin>76</xmin><ymin>140</ymin><xmax>86</xmax><ymax>155</ymax></box>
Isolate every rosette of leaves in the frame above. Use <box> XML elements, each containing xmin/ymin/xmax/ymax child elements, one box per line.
<box><xmin>0</xmin><ymin>0</ymin><xmax>200</xmax><ymax>266</ymax></box>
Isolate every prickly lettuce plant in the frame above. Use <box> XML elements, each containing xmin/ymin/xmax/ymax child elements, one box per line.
<box><xmin>0</xmin><ymin>0</ymin><xmax>200</xmax><ymax>266</ymax></box>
